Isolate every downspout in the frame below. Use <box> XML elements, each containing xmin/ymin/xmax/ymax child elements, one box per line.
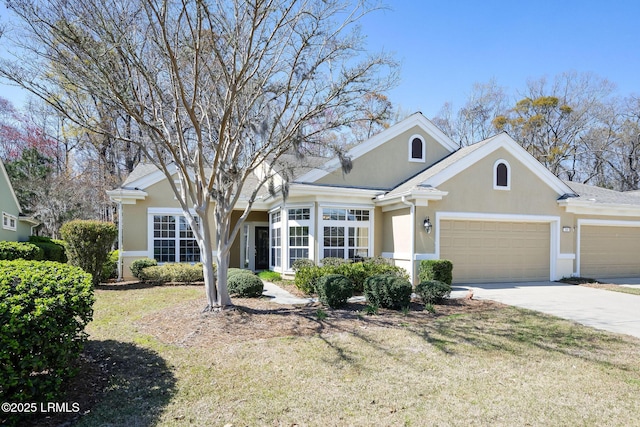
<box><xmin>400</xmin><ymin>196</ymin><xmax>416</xmax><ymax>285</ymax></box>
<box><xmin>117</xmin><ymin>194</ymin><xmax>123</xmax><ymax>282</ymax></box>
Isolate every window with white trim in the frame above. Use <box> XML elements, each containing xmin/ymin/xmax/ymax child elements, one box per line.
<box><xmin>287</xmin><ymin>207</ymin><xmax>311</xmax><ymax>268</ymax></box>
<box><xmin>493</xmin><ymin>159</ymin><xmax>511</xmax><ymax>190</ymax></box>
<box><xmin>152</xmin><ymin>215</ymin><xmax>200</xmax><ymax>262</ymax></box>
<box><xmin>270</xmin><ymin>210</ymin><xmax>282</xmax><ymax>268</ymax></box>
<box><xmin>408</xmin><ymin>134</ymin><xmax>426</xmax><ymax>162</ymax></box>
<box><xmin>2</xmin><ymin>212</ymin><xmax>16</xmax><ymax>231</ymax></box>
<box><xmin>320</xmin><ymin>208</ymin><xmax>371</xmax><ymax>261</ymax></box>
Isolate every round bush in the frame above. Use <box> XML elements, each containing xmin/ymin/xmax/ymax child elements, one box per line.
<box><xmin>131</xmin><ymin>258</ymin><xmax>158</xmax><ymax>279</ymax></box>
<box><xmin>292</xmin><ymin>258</ymin><xmax>315</xmax><ymax>271</ymax></box>
<box><xmin>364</xmin><ymin>274</ymin><xmax>412</xmax><ymax>309</ymax></box>
<box><xmin>316</xmin><ymin>274</ymin><xmax>354</xmax><ymax>308</ymax></box>
<box><xmin>228</xmin><ymin>273</ymin><xmax>264</xmax><ymax>297</ymax></box>
<box><xmin>0</xmin><ymin>260</ymin><xmax>94</xmax><ymax>406</ymax></box>
<box><xmin>29</xmin><ymin>236</ymin><xmax>67</xmax><ymax>262</ymax></box>
<box><xmin>416</xmin><ymin>280</ymin><xmax>452</xmax><ymax>304</ymax></box>
<box><xmin>227</xmin><ymin>268</ymin><xmax>254</xmax><ymax>278</ymax></box>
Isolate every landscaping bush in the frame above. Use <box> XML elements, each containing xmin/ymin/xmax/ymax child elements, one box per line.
<box><xmin>228</xmin><ymin>272</ymin><xmax>264</xmax><ymax>297</ymax></box>
<box><xmin>321</xmin><ymin>257</ymin><xmax>350</xmax><ymax>267</ymax></box>
<box><xmin>415</xmin><ymin>280</ymin><xmax>452</xmax><ymax>304</ymax></box>
<box><xmin>363</xmin><ymin>274</ymin><xmax>412</xmax><ymax>309</ymax></box>
<box><xmin>29</xmin><ymin>236</ymin><xmax>67</xmax><ymax>262</ymax></box>
<box><xmin>102</xmin><ymin>250</ymin><xmax>119</xmax><ymax>281</ymax></box>
<box><xmin>292</xmin><ymin>258</ymin><xmax>315</xmax><ymax>271</ymax></box>
<box><xmin>418</xmin><ymin>259</ymin><xmax>453</xmax><ymax>285</ymax></box>
<box><xmin>131</xmin><ymin>258</ymin><xmax>158</xmax><ymax>279</ymax></box>
<box><xmin>227</xmin><ymin>268</ymin><xmax>254</xmax><ymax>278</ymax></box>
<box><xmin>138</xmin><ymin>263</ymin><xmax>207</xmax><ymax>284</ymax></box>
<box><xmin>139</xmin><ymin>265</ymin><xmax>173</xmax><ymax>285</ymax></box>
<box><xmin>0</xmin><ymin>241</ymin><xmax>44</xmax><ymax>261</ymax></box>
<box><xmin>315</xmin><ymin>274</ymin><xmax>354</xmax><ymax>308</ymax></box>
<box><xmin>294</xmin><ymin>264</ymin><xmax>325</xmax><ymax>294</ymax></box>
<box><xmin>0</xmin><ymin>260</ymin><xmax>93</xmax><ymax>407</ymax></box>
<box><xmin>60</xmin><ymin>220</ymin><xmax>118</xmax><ymax>286</ymax></box>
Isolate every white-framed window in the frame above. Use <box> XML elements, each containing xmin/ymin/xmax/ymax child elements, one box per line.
<box><xmin>152</xmin><ymin>214</ymin><xmax>200</xmax><ymax>263</ymax></box>
<box><xmin>320</xmin><ymin>207</ymin><xmax>371</xmax><ymax>261</ymax></box>
<box><xmin>408</xmin><ymin>134</ymin><xmax>426</xmax><ymax>162</ymax></box>
<box><xmin>270</xmin><ymin>209</ymin><xmax>282</xmax><ymax>269</ymax></box>
<box><xmin>493</xmin><ymin>159</ymin><xmax>511</xmax><ymax>190</ymax></box>
<box><xmin>287</xmin><ymin>207</ymin><xmax>312</xmax><ymax>268</ymax></box>
<box><xmin>2</xmin><ymin>212</ymin><xmax>17</xmax><ymax>231</ymax></box>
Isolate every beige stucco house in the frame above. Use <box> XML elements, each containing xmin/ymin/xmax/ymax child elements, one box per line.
<box><xmin>0</xmin><ymin>158</ymin><xmax>38</xmax><ymax>241</ymax></box>
<box><xmin>108</xmin><ymin>113</ymin><xmax>640</xmax><ymax>283</ymax></box>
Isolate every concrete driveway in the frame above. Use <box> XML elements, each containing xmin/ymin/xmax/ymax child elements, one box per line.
<box><xmin>452</xmin><ymin>280</ymin><xmax>640</xmax><ymax>339</ymax></box>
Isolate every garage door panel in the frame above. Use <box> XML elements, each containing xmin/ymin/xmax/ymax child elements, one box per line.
<box><xmin>580</xmin><ymin>226</ymin><xmax>640</xmax><ymax>278</ymax></box>
<box><xmin>440</xmin><ymin>220</ymin><xmax>550</xmax><ymax>283</ymax></box>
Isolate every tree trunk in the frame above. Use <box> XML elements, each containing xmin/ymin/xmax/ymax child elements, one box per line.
<box><xmin>216</xmin><ymin>250</ymin><xmax>233</xmax><ymax>308</ymax></box>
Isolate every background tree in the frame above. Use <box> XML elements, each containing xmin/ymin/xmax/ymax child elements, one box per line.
<box><xmin>1</xmin><ymin>0</ymin><xmax>397</xmax><ymax>310</ymax></box>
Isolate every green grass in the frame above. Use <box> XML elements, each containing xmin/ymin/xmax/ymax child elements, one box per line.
<box><xmin>73</xmin><ymin>284</ymin><xmax>640</xmax><ymax>426</ymax></box>
<box><xmin>257</xmin><ymin>270</ymin><xmax>282</xmax><ymax>281</ymax></box>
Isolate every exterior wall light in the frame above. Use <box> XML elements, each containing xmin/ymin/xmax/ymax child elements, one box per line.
<box><xmin>423</xmin><ymin>217</ymin><xmax>432</xmax><ymax>234</ymax></box>
<box><xmin>562</xmin><ymin>226</ymin><xmax>572</xmax><ymax>232</ymax></box>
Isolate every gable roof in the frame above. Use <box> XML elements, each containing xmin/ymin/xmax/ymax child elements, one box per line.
<box><xmin>296</xmin><ymin>112</ymin><xmax>459</xmax><ymax>183</ymax></box>
<box><xmin>563</xmin><ymin>181</ymin><xmax>640</xmax><ymax>206</ymax></box>
<box><xmin>379</xmin><ymin>132</ymin><xmax>575</xmax><ymax>203</ymax></box>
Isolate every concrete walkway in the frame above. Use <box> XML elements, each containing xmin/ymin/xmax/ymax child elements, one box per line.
<box><xmin>453</xmin><ymin>280</ymin><xmax>640</xmax><ymax>339</ymax></box>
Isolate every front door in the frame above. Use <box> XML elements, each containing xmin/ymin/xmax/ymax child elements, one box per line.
<box><xmin>254</xmin><ymin>226</ymin><xmax>269</xmax><ymax>270</ymax></box>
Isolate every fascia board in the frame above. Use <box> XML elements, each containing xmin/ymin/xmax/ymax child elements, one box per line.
<box><xmin>296</xmin><ymin>113</ymin><xmax>458</xmax><ymax>183</ymax></box>
<box><xmin>125</xmin><ymin>163</ymin><xmax>180</xmax><ymax>189</ymax></box>
<box><xmin>375</xmin><ymin>189</ymin><xmax>448</xmax><ymax>207</ymax></box>
<box><xmin>106</xmin><ymin>189</ymin><xmax>148</xmax><ymax>203</ymax></box>
<box><xmin>423</xmin><ymin>133</ymin><xmax>575</xmax><ymax>196</ymax></box>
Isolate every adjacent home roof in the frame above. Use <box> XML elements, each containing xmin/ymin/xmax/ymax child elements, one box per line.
<box><xmin>564</xmin><ymin>181</ymin><xmax>640</xmax><ymax>206</ymax></box>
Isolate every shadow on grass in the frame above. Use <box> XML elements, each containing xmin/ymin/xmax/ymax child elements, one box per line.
<box><xmin>71</xmin><ymin>339</ymin><xmax>177</xmax><ymax>427</ymax></box>
<box><xmin>97</xmin><ymin>282</ymin><xmax>202</xmax><ymax>291</ymax></box>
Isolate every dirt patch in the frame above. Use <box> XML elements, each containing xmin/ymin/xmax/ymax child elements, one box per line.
<box><xmin>136</xmin><ymin>296</ymin><xmax>504</xmax><ymax>348</ymax></box>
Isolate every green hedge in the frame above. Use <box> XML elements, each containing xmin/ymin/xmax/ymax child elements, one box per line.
<box><xmin>0</xmin><ymin>260</ymin><xmax>94</xmax><ymax>407</ymax></box>
<box><xmin>228</xmin><ymin>272</ymin><xmax>264</xmax><ymax>297</ymax></box>
<box><xmin>131</xmin><ymin>258</ymin><xmax>158</xmax><ymax>279</ymax></box>
<box><xmin>418</xmin><ymin>259</ymin><xmax>453</xmax><ymax>285</ymax></box>
<box><xmin>363</xmin><ymin>274</ymin><xmax>412</xmax><ymax>309</ymax></box>
<box><xmin>316</xmin><ymin>274</ymin><xmax>353</xmax><ymax>308</ymax></box>
<box><xmin>102</xmin><ymin>250</ymin><xmax>119</xmax><ymax>281</ymax></box>
<box><xmin>28</xmin><ymin>236</ymin><xmax>67</xmax><ymax>262</ymax></box>
<box><xmin>139</xmin><ymin>263</ymin><xmax>206</xmax><ymax>284</ymax></box>
<box><xmin>60</xmin><ymin>220</ymin><xmax>118</xmax><ymax>286</ymax></box>
<box><xmin>0</xmin><ymin>241</ymin><xmax>44</xmax><ymax>261</ymax></box>
<box><xmin>415</xmin><ymin>280</ymin><xmax>452</xmax><ymax>304</ymax></box>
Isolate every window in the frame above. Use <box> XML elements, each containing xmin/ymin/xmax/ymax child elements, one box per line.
<box><xmin>270</xmin><ymin>210</ymin><xmax>282</xmax><ymax>268</ymax></box>
<box><xmin>152</xmin><ymin>215</ymin><xmax>200</xmax><ymax>262</ymax></box>
<box><xmin>2</xmin><ymin>213</ymin><xmax>17</xmax><ymax>231</ymax></box>
<box><xmin>493</xmin><ymin>159</ymin><xmax>511</xmax><ymax>190</ymax></box>
<box><xmin>408</xmin><ymin>134</ymin><xmax>426</xmax><ymax>162</ymax></box>
<box><xmin>289</xmin><ymin>226</ymin><xmax>309</xmax><ymax>266</ymax></box>
<box><xmin>320</xmin><ymin>207</ymin><xmax>371</xmax><ymax>260</ymax></box>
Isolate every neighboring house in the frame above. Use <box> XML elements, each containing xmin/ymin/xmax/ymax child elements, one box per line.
<box><xmin>108</xmin><ymin>113</ymin><xmax>640</xmax><ymax>283</ymax></box>
<box><xmin>0</xmin><ymin>158</ymin><xmax>38</xmax><ymax>241</ymax></box>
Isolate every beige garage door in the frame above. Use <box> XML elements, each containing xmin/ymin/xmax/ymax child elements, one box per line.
<box><xmin>580</xmin><ymin>226</ymin><xmax>640</xmax><ymax>278</ymax></box>
<box><xmin>440</xmin><ymin>220</ymin><xmax>551</xmax><ymax>283</ymax></box>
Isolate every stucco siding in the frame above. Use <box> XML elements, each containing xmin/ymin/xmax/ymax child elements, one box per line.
<box><xmin>382</xmin><ymin>208</ymin><xmax>411</xmax><ymax>257</ymax></box>
<box><xmin>315</xmin><ymin>125</ymin><xmax>451</xmax><ymax>189</ymax></box>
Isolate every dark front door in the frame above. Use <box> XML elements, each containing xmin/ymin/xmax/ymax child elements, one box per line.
<box><xmin>254</xmin><ymin>226</ymin><xmax>269</xmax><ymax>270</ymax></box>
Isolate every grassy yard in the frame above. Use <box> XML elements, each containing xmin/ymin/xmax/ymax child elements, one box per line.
<box><xmin>49</xmin><ymin>283</ymin><xmax>640</xmax><ymax>426</ymax></box>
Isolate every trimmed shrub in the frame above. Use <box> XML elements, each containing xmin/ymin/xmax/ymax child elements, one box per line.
<box><xmin>131</xmin><ymin>258</ymin><xmax>158</xmax><ymax>279</ymax></box>
<box><xmin>0</xmin><ymin>260</ymin><xmax>93</xmax><ymax>406</ymax></box>
<box><xmin>416</xmin><ymin>280</ymin><xmax>452</xmax><ymax>304</ymax></box>
<box><xmin>102</xmin><ymin>250</ymin><xmax>119</xmax><ymax>281</ymax></box>
<box><xmin>418</xmin><ymin>259</ymin><xmax>453</xmax><ymax>285</ymax></box>
<box><xmin>292</xmin><ymin>258</ymin><xmax>315</xmax><ymax>271</ymax></box>
<box><xmin>0</xmin><ymin>241</ymin><xmax>44</xmax><ymax>261</ymax></box>
<box><xmin>321</xmin><ymin>257</ymin><xmax>350</xmax><ymax>267</ymax></box>
<box><xmin>363</xmin><ymin>274</ymin><xmax>412</xmax><ymax>309</ymax></box>
<box><xmin>29</xmin><ymin>236</ymin><xmax>67</xmax><ymax>262</ymax></box>
<box><xmin>227</xmin><ymin>268</ymin><xmax>254</xmax><ymax>278</ymax></box>
<box><xmin>60</xmin><ymin>220</ymin><xmax>118</xmax><ymax>286</ymax></box>
<box><xmin>139</xmin><ymin>265</ymin><xmax>172</xmax><ymax>285</ymax></box>
<box><xmin>228</xmin><ymin>273</ymin><xmax>264</xmax><ymax>297</ymax></box>
<box><xmin>316</xmin><ymin>274</ymin><xmax>354</xmax><ymax>308</ymax></box>
<box><xmin>294</xmin><ymin>265</ymin><xmax>325</xmax><ymax>294</ymax></box>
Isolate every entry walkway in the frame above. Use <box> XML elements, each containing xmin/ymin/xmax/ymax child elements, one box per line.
<box><xmin>453</xmin><ymin>280</ymin><xmax>640</xmax><ymax>339</ymax></box>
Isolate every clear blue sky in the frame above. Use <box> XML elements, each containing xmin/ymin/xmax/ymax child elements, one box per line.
<box><xmin>1</xmin><ymin>1</ymin><xmax>639</xmax><ymax>118</ymax></box>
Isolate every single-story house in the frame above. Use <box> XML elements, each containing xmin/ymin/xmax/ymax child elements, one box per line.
<box><xmin>108</xmin><ymin>113</ymin><xmax>640</xmax><ymax>283</ymax></box>
<box><xmin>0</xmin><ymin>158</ymin><xmax>39</xmax><ymax>241</ymax></box>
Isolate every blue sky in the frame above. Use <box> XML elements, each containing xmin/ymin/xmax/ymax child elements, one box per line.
<box><xmin>1</xmin><ymin>1</ymin><xmax>639</xmax><ymax>118</ymax></box>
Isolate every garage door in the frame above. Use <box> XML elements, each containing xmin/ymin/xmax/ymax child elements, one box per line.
<box><xmin>580</xmin><ymin>226</ymin><xmax>640</xmax><ymax>278</ymax></box>
<box><xmin>440</xmin><ymin>220</ymin><xmax>551</xmax><ymax>283</ymax></box>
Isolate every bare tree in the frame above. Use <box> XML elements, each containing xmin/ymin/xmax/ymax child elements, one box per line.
<box><xmin>0</xmin><ymin>0</ymin><xmax>396</xmax><ymax>309</ymax></box>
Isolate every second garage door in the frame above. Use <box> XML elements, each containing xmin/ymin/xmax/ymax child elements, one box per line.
<box><xmin>440</xmin><ymin>220</ymin><xmax>551</xmax><ymax>283</ymax></box>
<box><xmin>580</xmin><ymin>225</ymin><xmax>640</xmax><ymax>278</ymax></box>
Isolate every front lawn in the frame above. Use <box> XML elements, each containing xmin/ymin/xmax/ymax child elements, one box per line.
<box><xmin>36</xmin><ymin>283</ymin><xmax>640</xmax><ymax>426</ymax></box>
